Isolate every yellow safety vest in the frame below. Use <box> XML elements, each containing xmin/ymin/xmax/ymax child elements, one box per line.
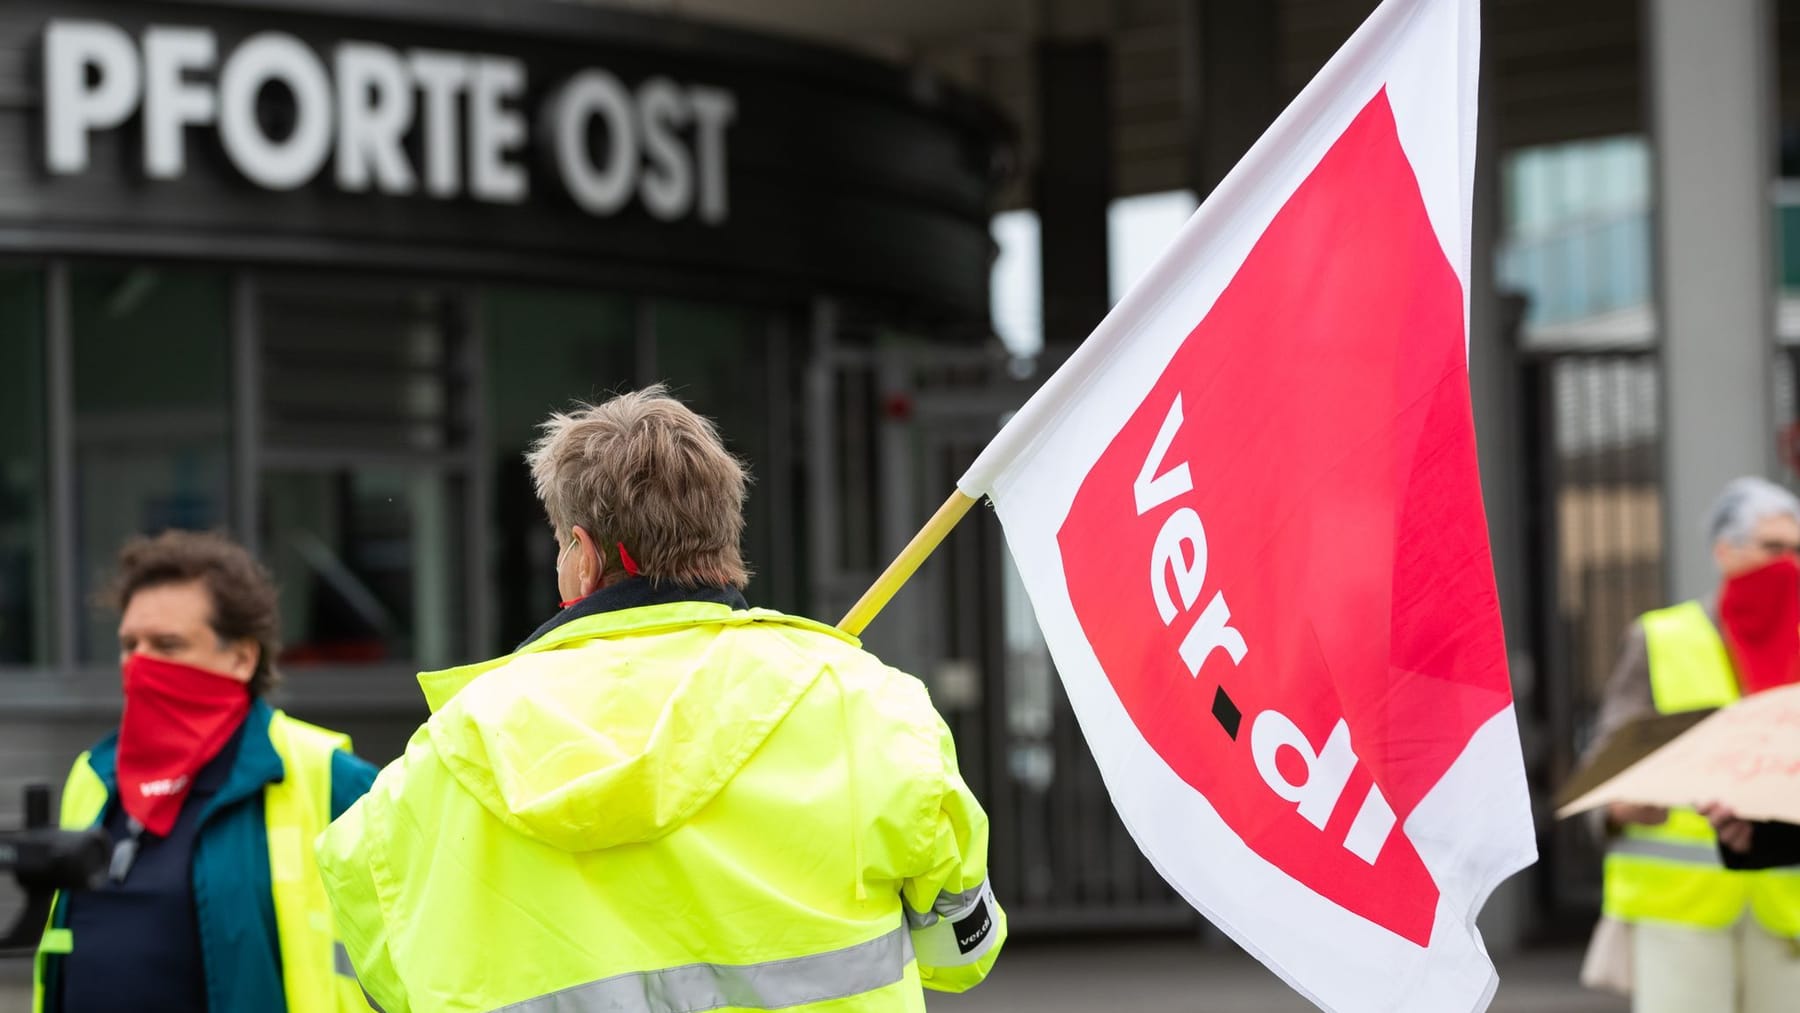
<box><xmin>32</xmin><ymin>711</ymin><xmax>371</xmax><ymax>1013</ymax></box>
<box><xmin>1602</xmin><ymin>601</ymin><xmax>1800</xmax><ymax>933</ymax></box>
<box><xmin>316</xmin><ymin>600</ymin><xmax>1005</xmax><ymax>1013</ymax></box>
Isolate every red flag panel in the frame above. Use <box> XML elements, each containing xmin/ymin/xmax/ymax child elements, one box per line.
<box><xmin>1057</xmin><ymin>89</ymin><xmax>1511</xmax><ymax>947</ymax></box>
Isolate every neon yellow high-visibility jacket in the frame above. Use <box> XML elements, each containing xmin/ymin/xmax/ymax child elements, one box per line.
<box><xmin>1602</xmin><ymin>600</ymin><xmax>1800</xmax><ymax>934</ymax></box>
<box><xmin>35</xmin><ymin>702</ymin><xmax>377</xmax><ymax>1013</ymax></box>
<box><xmin>317</xmin><ymin>593</ymin><xmax>1005</xmax><ymax>1013</ymax></box>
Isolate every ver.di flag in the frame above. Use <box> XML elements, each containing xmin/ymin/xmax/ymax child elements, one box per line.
<box><xmin>957</xmin><ymin>0</ymin><xmax>1534</xmax><ymax>1009</ymax></box>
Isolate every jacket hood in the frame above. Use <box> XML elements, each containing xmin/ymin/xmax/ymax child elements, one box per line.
<box><xmin>420</xmin><ymin>602</ymin><xmax>859</xmax><ymax>852</ymax></box>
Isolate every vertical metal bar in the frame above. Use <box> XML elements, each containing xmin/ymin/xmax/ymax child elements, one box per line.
<box><xmin>636</xmin><ymin>297</ymin><xmax>658</xmax><ymax>385</ymax></box>
<box><xmin>974</xmin><ymin>439</ymin><xmax>1016</xmax><ymax>904</ymax></box>
<box><xmin>1788</xmin><ymin>347</ymin><xmax>1800</xmax><ymax>480</ymax></box>
<box><xmin>464</xmin><ymin>286</ymin><xmax>495</xmax><ymax>658</ymax></box>
<box><xmin>841</xmin><ymin>365</ymin><xmax>872</xmax><ymax>573</ymax></box>
<box><xmin>872</xmin><ymin>345</ymin><xmax>919</xmax><ymax>669</ymax></box>
<box><xmin>1053</xmin><ymin>675</ymin><xmax>1083</xmax><ymax>906</ymax></box>
<box><xmin>1535</xmin><ymin>356</ymin><xmax>1576</xmax><ymax>910</ymax></box>
<box><xmin>231</xmin><ymin>272</ymin><xmax>262</xmax><ymax>552</ymax></box>
<box><xmin>1578</xmin><ymin>360</ymin><xmax>1601</xmax><ymax>689</ymax></box>
<box><xmin>46</xmin><ymin>260</ymin><xmax>77</xmax><ymax>671</ymax></box>
<box><xmin>804</xmin><ymin>298</ymin><xmax>840</xmax><ymax>619</ymax></box>
<box><xmin>1613</xmin><ymin>361</ymin><xmax>1632</xmax><ymax>648</ymax></box>
<box><xmin>764</xmin><ymin>313</ymin><xmax>796</xmax><ymax>612</ymax></box>
<box><xmin>1648</xmin><ymin>358</ymin><xmax>1667</xmax><ymax>605</ymax></box>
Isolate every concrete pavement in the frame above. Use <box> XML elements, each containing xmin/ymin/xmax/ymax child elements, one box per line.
<box><xmin>926</xmin><ymin>940</ymin><xmax>1626</xmax><ymax>1013</ymax></box>
<box><xmin>2</xmin><ymin>940</ymin><xmax>1625</xmax><ymax>1012</ymax></box>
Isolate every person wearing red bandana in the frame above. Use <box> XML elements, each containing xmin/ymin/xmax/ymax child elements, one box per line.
<box><xmin>31</xmin><ymin>530</ymin><xmax>379</xmax><ymax>1013</ymax></box>
<box><xmin>1582</xmin><ymin>476</ymin><xmax>1800</xmax><ymax>1013</ymax></box>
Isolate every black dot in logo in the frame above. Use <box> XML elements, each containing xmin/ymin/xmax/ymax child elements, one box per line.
<box><xmin>1212</xmin><ymin>686</ymin><xmax>1242</xmax><ymax>741</ymax></box>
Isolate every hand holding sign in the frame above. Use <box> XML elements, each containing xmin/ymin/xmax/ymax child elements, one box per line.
<box><xmin>1558</xmin><ymin>683</ymin><xmax>1800</xmax><ymax>825</ymax></box>
<box><xmin>1698</xmin><ymin>802</ymin><xmax>1756</xmax><ymax>854</ymax></box>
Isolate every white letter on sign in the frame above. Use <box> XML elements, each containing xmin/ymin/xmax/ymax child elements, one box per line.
<box><xmin>1250</xmin><ymin>713</ymin><xmax>1398</xmax><ymax>864</ymax></box>
<box><xmin>143</xmin><ymin>26</ymin><xmax>217</xmax><ymax>180</ymax></box>
<box><xmin>689</xmin><ymin>86</ymin><xmax>735</xmax><ymax>224</ymax></box>
<box><xmin>45</xmin><ymin>20</ymin><xmax>143</xmax><ymax>175</ymax></box>
<box><xmin>335</xmin><ymin>41</ymin><xmax>417</xmax><ymax>194</ymax></box>
<box><xmin>469</xmin><ymin>57</ymin><xmax>527</xmax><ymax>204</ymax></box>
<box><xmin>1151</xmin><ymin>508</ymin><xmax>1207</xmax><ymax>624</ymax></box>
<box><xmin>1134</xmin><ymin>395</ymin><xmax>1192</xmax><ymax>515</ymax></box>
<box><xmin>553</xmin><ymin>70</ymin><xmax>638</xmax><ymax>215</ymax></box>
<box><xmin>1253</xmin><ymin>714</ymin><xmax>1356</xmax><ymax>829</ymax></box>
<box><xmin>409</xmin><ymin>50</ymin><xmax>472</xmax><ymax>198</ymax></box>
<box><xmin>218</xmin><ymin>32</ymin><xmax>333</xmax><ymax>190</ymax></box>
<box><xmin>1342</xmin><ymin>783</ymin><xmax>1397</xmax><ymax>864</ymax></box>
<box><xmin>1178</xmin><ymin>593</ymin><xmax>1247</xmax><ymax>673</ymax></box>
<box><xmin>638</xmin><ymin>77</ymin><xmax>694</xmax><ymax>221</ymax></box>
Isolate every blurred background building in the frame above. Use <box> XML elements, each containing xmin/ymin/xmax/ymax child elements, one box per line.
<box><xmin>0</xmin><ymin>0</ymin><xmax>1796</xmax><ymax>965</ymax></box>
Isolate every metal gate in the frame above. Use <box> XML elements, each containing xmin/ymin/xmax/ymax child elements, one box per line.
<box><xmin>1519</xmin><ymin>341</ymin><xmax>1800</xmax><ymax>937</ymax></box>
<box><xmin>1521</xmin><ymin>349</ymin><xmax>1665</xmax><ymax>932</ymax></box>
<box><xmin>804</xmin><ymin>302</ymin><xmax>1194</xmax><ymax>933</ymax></box>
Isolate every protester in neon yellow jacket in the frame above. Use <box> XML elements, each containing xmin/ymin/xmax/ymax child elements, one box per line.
<box><xmin>317</xmin><ymin>387</ymin><xmax>1004</xmax><ymax>1013</ymax></box>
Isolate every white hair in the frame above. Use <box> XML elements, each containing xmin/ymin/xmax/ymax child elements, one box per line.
<box><xmin>1707</xmin><ymin>476</ymin><xmax>1800</xmax><ymax>547</ymax></box>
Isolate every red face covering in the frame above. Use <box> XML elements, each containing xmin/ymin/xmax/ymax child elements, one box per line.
<box><xmin>116</xmin><ymin>653</ymin><xmax>251</xmax><ymax>836</ymax></box>
<box><xmin>1719</xmin><ymin>555</ymin><xmax>1800</xmax><ymax>697</ymax></box>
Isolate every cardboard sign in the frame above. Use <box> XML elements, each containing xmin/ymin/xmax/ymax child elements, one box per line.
<box><xmin>1553</xmin><ymin>710</ymin><xmax>1714</xmax><ymax>812</ymax></box>
<box><xmin>1557</xmin><ymin>683</ymin><xmax>1800</xmax><ymax>823</ymax></box>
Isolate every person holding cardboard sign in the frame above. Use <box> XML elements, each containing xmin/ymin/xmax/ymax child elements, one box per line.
<box><xmin>1583</xmin><ymin>476</ymin><xmax>1800</xmax><ymax>1013</ymax></box>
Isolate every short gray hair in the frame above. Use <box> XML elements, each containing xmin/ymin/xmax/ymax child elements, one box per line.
<box><xmin>526</xmin><ymin>386</ymin><xmax>750</xmax><ymax>589</ymax></box>
<box><xmin>1707</xmin><ymin>476</ymin><xmax>1800</xmax><ymax>547</ymax></box>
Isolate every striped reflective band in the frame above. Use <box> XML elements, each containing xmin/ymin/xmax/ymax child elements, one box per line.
<box><xmin>492</xmin><ymin>924</ymin><xmax>913</xmax><ymax>1013</ymax></box>
<box><xmin>1608</xmin><ymin>838</ymin><xmax>1723</xmax><ymax>867</ymax></box>
<box><xmin>903</xmin><ymin>880</ymin><xmax>989</xmax><ymax>929</ymax></box>
<box><xmin>336</xmin><ymin>943</ymin><xmax>389</xmax><ymax>1012</ymax></box>
<box><xmin>905</xmin><ymin>878</ymin><xmax>997</xmax><ymax>968</ymax></box>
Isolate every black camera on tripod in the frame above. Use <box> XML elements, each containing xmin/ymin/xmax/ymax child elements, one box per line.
<box><xmin>0</xmin><ymin>785</ymin><xmax>110</xmax><ymax>957</ymax></box>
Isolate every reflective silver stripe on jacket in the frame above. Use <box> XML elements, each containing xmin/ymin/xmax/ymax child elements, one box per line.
<box><xmin>905</xmin><ymin>877</ymin><xmax>998</xmax><ymax>968</ymax></box>
<box><xmin>1608</xmin><ymin>838</ymin><xmax>1723</xmax><ymax>867</ymax></box>
<box><xmin>492</xmin><ymin>924</ymin><xmax>913</xmax><ymax>1013</ymax></box>
<box><xmin>903</xmin><ymin>880</ymin><xmax>989</xmax><ymax>929</ymax></box>
<box><xmin>336</xmin><ymin>943</ymin><xmax>389</xmax><ymax>1011</ymax></box>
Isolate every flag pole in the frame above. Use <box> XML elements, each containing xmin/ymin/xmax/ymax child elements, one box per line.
<box><xmin>837</xmin><ymin>490</ymin><xmax>979</xmax><ymax>636</ymax></box>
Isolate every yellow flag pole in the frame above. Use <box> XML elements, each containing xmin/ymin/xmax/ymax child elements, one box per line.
<box><xmin>837</xmin><ymin>490</ymin><xmax>980</xmax><ymax>636</ymax></box>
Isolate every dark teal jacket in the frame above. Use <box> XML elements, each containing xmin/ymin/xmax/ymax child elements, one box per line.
<box><xmin>41</xmin><ymin>699</ymin><xmax>378</xmax><ymax>1012</ymax></box>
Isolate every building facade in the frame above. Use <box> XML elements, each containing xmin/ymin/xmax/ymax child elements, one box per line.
<box><xmin>0</xmin><ymin>0</ymin><xmax>1011</xmax><ymax>851</ymax></box>
<box><xmin>5</xmin><ymin>0</ymin><xmax>1800</xmax><ymax>962</ymax></box>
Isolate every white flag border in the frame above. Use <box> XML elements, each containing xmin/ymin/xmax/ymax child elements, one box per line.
<box><xmin>961</xmin><ymin>0</ymin><xmax>1479</xmax><ymax>501</ymax></box>
<box><xmin>988</xmin><ymin>491</ymin><xmax>1531</xmax><ymax>1012</ymax></box>
<box><xmin>962</xmin><ymin>0</ymin><xmax>1538</xmax><ymax>1008</ymax></box>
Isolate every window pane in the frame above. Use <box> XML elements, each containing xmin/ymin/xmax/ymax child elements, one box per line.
<box><xmin>263</xmin><ymin>468</ymin><xmax>465</xmax><ymax>670</ymax></box>
<box><xmin>484</xmin><ymin>288</ymin><xmax>637</xmax><ymax>649</ymax></box>
<box><xmin>72</xmin><ymin>267</ymin><xmax>231</xmax><ymax>663</ymax></box>
<box><xmin>1108</xmin><ymin>190</ymin><xmax>1198</xmax><ymax>305</ymax></box>
<box><xmin>260</xmin><ymin>286</ymin><xmax>465</xmax><ymax>455</ymax></box>
<box><xmin>0</xmin><ymin>269</ymin><xmax>47</xmax><ymax>666</ymax></box>
<box><xmin>1497</xmin><ymin>136</ymin><xmax>1653</xmax><ymax>346</ymax></box>
<box><xmin>991</xmin><ymin>210</ymin><xmax>1042</xmax><ymax>357</ymax></box>
<box><xmin>256</xmin><ymin>281</ymin><xmax>473</xmax><ymax>671</ymax></box>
